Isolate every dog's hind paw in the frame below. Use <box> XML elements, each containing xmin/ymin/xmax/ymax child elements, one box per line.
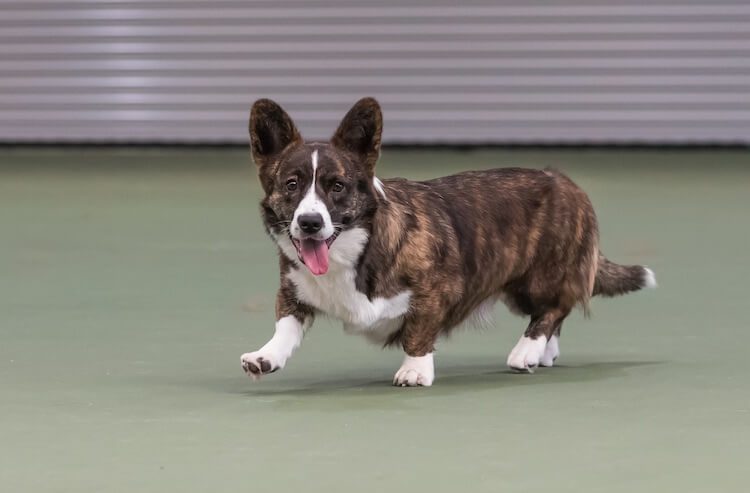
<box><xmin>539</xmin><ymin>335</ymin><xmax>560</xmax><ymax>367</ymax></box>
<box><xmin>507</xmin><ymin>335</ymin><xmax>548</xmax><ymax>372</ymax></box>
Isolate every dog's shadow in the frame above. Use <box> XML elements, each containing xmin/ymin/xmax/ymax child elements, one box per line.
<box><xmin>223</xmin><ymin>360</ymin><xmax>662</xmax><ymax>404</ymax></box>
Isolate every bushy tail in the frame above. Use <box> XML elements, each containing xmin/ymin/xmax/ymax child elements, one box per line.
<box><xmin>593</xmin><ymin>254</ymin><xmax>657</xmax><ymax>297</ymax></box>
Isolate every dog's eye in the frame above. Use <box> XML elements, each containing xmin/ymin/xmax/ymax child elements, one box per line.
<box><xmin>286</xmin><ymin>179</ymin><xmax>297</xmax><ymax>191</ymax></box>
<box><xmin>332</xmin><ymin>181</ymin><xmax>345</xmax><ymax>193</ymax></box>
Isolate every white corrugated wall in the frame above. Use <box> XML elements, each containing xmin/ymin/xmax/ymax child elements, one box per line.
<box><xmin>1</xmin><ymin>0</ymin><xmax>749</xmax><ymax>144</ymax></box>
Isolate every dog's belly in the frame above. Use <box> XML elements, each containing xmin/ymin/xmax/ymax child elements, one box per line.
<box><xmin>343</xmin><ymin>317</ymin><xmax>404</xmax><ymax>344</ymax></box>
<box><xmin>286</xmin><ymin>265</ymin><xmax>411</xmax><ymax>343</ymax></box>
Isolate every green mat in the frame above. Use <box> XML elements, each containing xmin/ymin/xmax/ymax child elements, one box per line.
<box><xmin>1</xmin><ymin>147</ymin><xmax>748</xmax><ymax>492</ymax></box>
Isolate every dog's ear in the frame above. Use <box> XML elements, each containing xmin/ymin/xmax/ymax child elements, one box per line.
<box><xmin>249</xmin><ymin>99</ymin><xmax>302</xmax><ymax>167</ymax></box>
<box><xmin>331</xmin><ymin>98</ymin><xmax>383</xmax><ymax>176</ymax></box>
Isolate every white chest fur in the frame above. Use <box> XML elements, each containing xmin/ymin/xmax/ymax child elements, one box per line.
<box><xmin>278</xmin><ymin>228</ymin><xmax>412</xmax><ymax>344</ymax></box>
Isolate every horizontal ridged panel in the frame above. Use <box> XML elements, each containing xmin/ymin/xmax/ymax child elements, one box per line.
<box><xmin>1</xmin><ymin>0</ymin><xmax>748</xmax><ymax>144</ymax></box>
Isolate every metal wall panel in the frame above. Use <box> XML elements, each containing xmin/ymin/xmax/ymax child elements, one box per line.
<box><xmin>1</xmin><ymin>0</ymin><xmax>748</xmax><ymax>144</ymax></box>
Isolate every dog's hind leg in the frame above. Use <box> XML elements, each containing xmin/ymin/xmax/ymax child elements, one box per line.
<box><xmin>507</xmin><ymin>307</ymin><xmax>569</xmax><ymax>372</ymax></box>
<box><xmin>539</xmin><ymin>322</ymin><xmax>563</xmax><ymax>367</ymax></box>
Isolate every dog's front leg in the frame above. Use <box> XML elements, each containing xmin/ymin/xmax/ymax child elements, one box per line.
<box><xmin>241</xmin><ymin>281</ymin><xmax>314</xmax><ymax>380</ymax></box>
<box><xmin>393</xmin><ymin>311</ymin><xmax>439</xmax><ymax>387</ymax></box>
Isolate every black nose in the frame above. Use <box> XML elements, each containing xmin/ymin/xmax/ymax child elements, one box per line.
<box><xmin>298</xmin><ymin>213</ymin><xmax>324</xmax><ymax>234</ymax></box>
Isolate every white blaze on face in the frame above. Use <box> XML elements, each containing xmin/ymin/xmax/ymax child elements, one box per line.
<box><xmin>290</xmin><ymin>149</ymin><xmax>334</xmax><ymax>240</ymax></box>
<box><xmin>290</xmin><ymin>149</ymin><xmax>336</xmax><ymax>276</ymax></box>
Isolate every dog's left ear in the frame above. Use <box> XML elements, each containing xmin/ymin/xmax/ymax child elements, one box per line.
<box><xmin>331</xmin><ymin>98</ymin><xmax>383</xmax><ymax>176</ymax></box>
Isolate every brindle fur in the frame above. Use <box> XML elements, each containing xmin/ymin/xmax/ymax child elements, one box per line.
<box><xmin>249</xmin><ymin>97</ymin><xmax>652</xmax><ymax>361</ymax></box>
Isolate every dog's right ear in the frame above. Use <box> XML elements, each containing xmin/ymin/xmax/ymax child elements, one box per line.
<box><xmin>249</xmin><ymin>99</ymin><xmax>302</xmax><ymax>167</ymax></box>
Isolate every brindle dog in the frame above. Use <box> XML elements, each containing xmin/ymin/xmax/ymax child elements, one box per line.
<box><xmin>241</xmin><ymin>98</ymin><xmax>655</xmax><ymax>387</ymax></box>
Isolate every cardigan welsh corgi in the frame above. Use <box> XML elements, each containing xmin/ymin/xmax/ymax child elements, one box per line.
<box><xmin>241</xmin><ymin>98</ymin><xmax>656</xmax><ymax>387</ymax></box>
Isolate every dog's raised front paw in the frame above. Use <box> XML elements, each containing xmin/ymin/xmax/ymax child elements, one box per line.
<box><xmin>241</xmin><ymin>351</ymin><xmax>284</xmax><ymax>380</ymax></box>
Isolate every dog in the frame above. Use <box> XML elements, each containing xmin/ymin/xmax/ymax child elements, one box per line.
<box><xmin>241</xmin><ymin>97</ymin><xmax>656</xmax><ymax>387</ymax></box>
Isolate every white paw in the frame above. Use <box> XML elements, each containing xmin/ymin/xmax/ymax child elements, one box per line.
<box><xmin>393</xmin><ymin>353</ymin><xmax>434</xmax><ymax>387</ymax></box>
<box><xmin>240</xmin><ymin>351</ymin><xmax>285</xmax><ymax>381</ymax></box>
<box><xmin>507</xmin><ymin>335</ymin><xmax>548</xmax><ymax>372</ymax></box>
<box><xmin>539</xmin><ymin>335</ymin><xmax>560</xmax><ymax>367</ymax></box>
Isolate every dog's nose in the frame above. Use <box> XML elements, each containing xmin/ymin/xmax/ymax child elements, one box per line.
<box><xmin>298</xmin><ymin>213</ymin><xmax>324</xmax><ymax>234</ymax></box>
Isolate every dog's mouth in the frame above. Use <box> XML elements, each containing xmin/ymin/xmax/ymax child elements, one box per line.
<box><xmin>290</xmin><ymin>232</ymin><xmax>339</xmax><ymax>276</ymax></box>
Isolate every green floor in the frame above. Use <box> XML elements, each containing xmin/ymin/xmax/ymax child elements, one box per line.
<box><xmin>2</xmin><ymin>147</ymin><xmax>749</xmax><ymax>492</ymax></box>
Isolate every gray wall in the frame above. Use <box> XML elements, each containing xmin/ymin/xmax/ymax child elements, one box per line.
<box><xmin>1</xmin><ymin>0</ymin><xmax>749</xmax><ymax>144</ymax></box>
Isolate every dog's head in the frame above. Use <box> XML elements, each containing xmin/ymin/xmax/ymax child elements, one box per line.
<box><xmin>249</xmin><ymin>97</ymin><xmax>384</xmax><ymax>276</ymax></box>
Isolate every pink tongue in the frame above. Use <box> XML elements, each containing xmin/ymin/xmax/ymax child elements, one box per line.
<box><xmin>299</xmin><ymin>239</ymin><xmax>329</xmax><ymax>275</ymax></box>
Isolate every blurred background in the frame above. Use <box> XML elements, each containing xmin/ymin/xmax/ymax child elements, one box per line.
<box><xmin>2</xmin><ymin>2</ymin><xmax>749</xmax><ymax>493</ymax></box>
<box><xmin>1</xmin><ymin>0</ymin><xmax>749</xmax><ymax>144</ymax></box>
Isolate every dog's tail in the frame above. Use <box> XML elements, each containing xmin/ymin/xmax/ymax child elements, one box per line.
<box><xmin>592</xmin><ymin>253</ymin><xmax>657</xmax><ymax>297</ymax></box>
